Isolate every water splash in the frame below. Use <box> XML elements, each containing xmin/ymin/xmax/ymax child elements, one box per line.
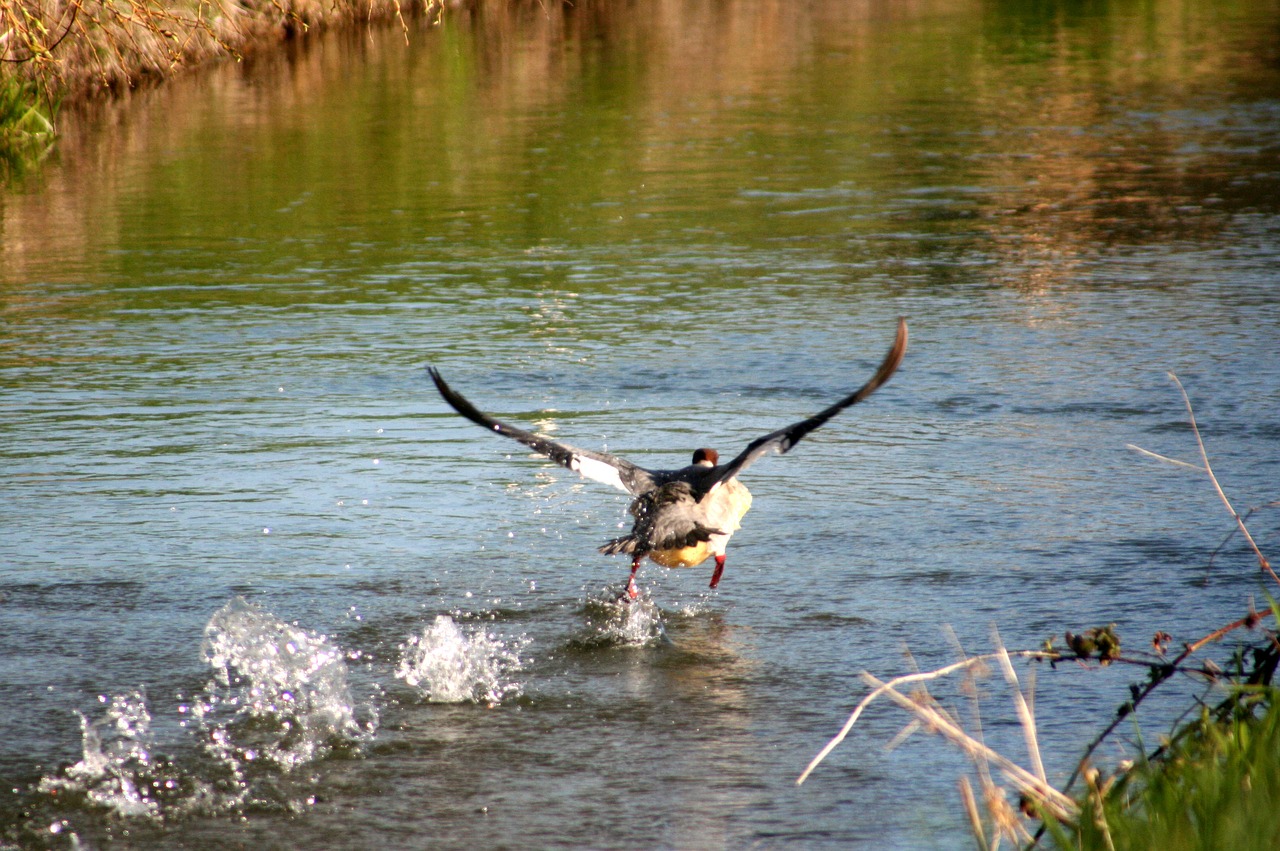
<box><xmin>396</xmin><ymin>615</ymin><xmax>526</xmax><ymax>704</ymax></box>
<box><xmin>38</xmin><ymin>690</ymin><xmax>167</xmax><ymax>819</ymax></box>
<box><xmin>193</xmin><ymin>596</ymin><xmax>377</xmax><ymax>773</ymax></box>
<box><xmin>576</xmin><ymin>589</ymin><xmax>667</xmax><ymax>648</ymax></box>
<box><xmin>35</xmin><ymin>598</ymin><xmax>377</xmax><ymax>826</ymax></box>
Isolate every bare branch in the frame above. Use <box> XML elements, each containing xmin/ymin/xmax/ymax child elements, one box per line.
<box><xmin>1124</xmin><ymin>443</ymin><xmax>1204</xmax><ymax>471</ymax></box>
<box><xmin>1167</xmin><ymin>372</ymin><xmax>1278</xmax><ymax>587</ymax></box>
<box><xmin>796</xmin><ymin>649</ymin><xmax>1055</xmax><ymax>786</ymax></box>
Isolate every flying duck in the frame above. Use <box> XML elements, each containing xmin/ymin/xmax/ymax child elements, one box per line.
<box><xmin>429</xmin><ymin>318</ymin><xmax>907</xmax><ymax>598</ymax></box>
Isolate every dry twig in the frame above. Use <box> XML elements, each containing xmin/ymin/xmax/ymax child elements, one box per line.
<box><xmin>796</xmin><ymin>649</ymin><xmax>1057</xmax><ymax>787</ymax></box>
<box><xmin>1129</xmin><ymin>373</ymin><xmax>1278</xmax><ymax>587</ymax></box>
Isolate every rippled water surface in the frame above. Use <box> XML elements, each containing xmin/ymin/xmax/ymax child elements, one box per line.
<box><xmin>3</xmin><ymin>0</ymin><xmax>1280</xmax><ymax>846</ymax></box>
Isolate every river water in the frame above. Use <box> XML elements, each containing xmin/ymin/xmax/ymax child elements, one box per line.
<box><xmin>3</xmin><ymin>0</ymin><xmax>1280</xmax><ymax>847</ymax></box>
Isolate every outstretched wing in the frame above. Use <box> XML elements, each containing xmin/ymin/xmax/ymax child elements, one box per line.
<box><xmin>704</xmin><ymin>317</ymin><xmax>908</xmax><ymax>495</ymax></box>
<box><xmin>428</xmin><ymin>368</ymin><xmax>658</xmax><ymax>495</ymax></box>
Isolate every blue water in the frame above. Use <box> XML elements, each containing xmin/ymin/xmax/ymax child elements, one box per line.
<box><xmin>3</xmin><ymin>0</ymin><xmax>1280</xmax><ymax>846</ymax></box>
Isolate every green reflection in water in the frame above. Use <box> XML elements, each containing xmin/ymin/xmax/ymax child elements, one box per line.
<box><xmin>1</xmin><ymin>0</ymin><xmax>1277</xmax><ymax>304</ymax></box>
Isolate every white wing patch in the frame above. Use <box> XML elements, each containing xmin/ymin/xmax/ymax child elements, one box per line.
<box><xmin>569</xmin><ymin>455</ymin><xmax>629</xmax><ymax>493</ymax></box>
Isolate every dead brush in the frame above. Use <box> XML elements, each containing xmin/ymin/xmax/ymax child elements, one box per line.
<box><xmin>798</xmin><ymin>372</ymin><xmax>1280</xmax><ymax>849</ymax></box>
<box><xmin>1</xmin><ymin>0</ymin><xmax>442</xmax><ymax>103</ymax></box>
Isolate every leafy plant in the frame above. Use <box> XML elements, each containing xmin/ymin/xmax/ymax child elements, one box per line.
<box><xmin>1068</xmin><ymin>680</ymin><xmax>1280</xmax><ymax>851</ymax></box>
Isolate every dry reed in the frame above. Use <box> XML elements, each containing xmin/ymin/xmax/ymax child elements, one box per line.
<box><xmin>799</xmin><ymin>373</ymin><xmax>1279</xmax><ymax>847</ymax></box>
<box><xmin>1</xmin><ymin>0</ymin><xmax>441</xmax><ymax>104</ymax></box>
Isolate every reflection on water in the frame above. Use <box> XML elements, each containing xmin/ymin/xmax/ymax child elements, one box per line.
<box><xmin>3</xmin><ymin>0</ymin><xmax>1277</xmax><ymax>289</ymax></box>
<box><xmin>2</xmin><ymin>0</ymin><xmax>1279</xmax><ymax>847</ymax></box>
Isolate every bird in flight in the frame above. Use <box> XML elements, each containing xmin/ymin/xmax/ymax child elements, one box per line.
<box><xmin>429</xmin><ymin>318</ymin><xmax>907</xmax><ymax>598</ymax></box>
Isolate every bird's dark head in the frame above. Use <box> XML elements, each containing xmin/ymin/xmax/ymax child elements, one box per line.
<box><xmin>691</xmin><ymin>448</ymin><xmax>719</xmax><ymax>467</ymax></box>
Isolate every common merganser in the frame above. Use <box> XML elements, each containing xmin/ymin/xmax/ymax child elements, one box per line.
<box><xmin>429</xmin><ymin>318</ymin><xmax>907</xmax><ymax>598</ymax></box>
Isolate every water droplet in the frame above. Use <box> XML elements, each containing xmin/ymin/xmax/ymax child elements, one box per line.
<box><xmin>199</xmin><ymin>597</ymin><xmax>376</xmax><ymax>774</ymax></box>
<box><xmin>395</xmin><ymin>615</ymin><xmax>526</xmax><ymax>704</ymax></box>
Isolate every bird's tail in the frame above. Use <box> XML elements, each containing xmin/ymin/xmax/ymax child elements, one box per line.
<box><xmin>599</xmin><ymin>536</ymin><xmax>639</xmax><ymax>556</ymax></box>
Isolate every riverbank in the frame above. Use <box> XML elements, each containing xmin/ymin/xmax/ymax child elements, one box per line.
<box><xmin>7</xmin><ymin>0</ymin><xmax>446</xmax><ymax>97</ymax></box>
<box><xmin>1</xmin><ymin>0</ymin><xmax>443</xmax><ymax>173</ymax></box>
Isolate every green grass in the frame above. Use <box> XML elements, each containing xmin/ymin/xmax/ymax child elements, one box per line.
<box><xmin>1053</xmin><ymin>688</ymin><xmax>1280</xmax><ymax>851</ymax></box>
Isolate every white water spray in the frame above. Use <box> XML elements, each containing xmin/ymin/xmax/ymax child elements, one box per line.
<box><xmin>195</xmin><ymin>596</ymin><xmax>377</xmax><ymax>771</ymax></box>
<box><xmin>38</xmin><ymin>690</ymin><xmax>164</xmax><ymax>819</ymax></box>
<box><xmin>396</xmin><ymin>615</ymin><xmax>526</xmax><ymax>704</ymax></box>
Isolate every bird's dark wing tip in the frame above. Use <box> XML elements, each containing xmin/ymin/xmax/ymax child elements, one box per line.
<box><xmin>426</xmin><ymin>367</ymin><xmax>452</xmax><ymax>399</ymax></box>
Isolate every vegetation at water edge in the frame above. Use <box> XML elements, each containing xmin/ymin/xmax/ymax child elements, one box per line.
<box><xmin>0</xmin><ymin>0</ymin><xmax>443</xmax><ymax>175</ymax></box>
<box><xmin>803</xmin><ymin>376</ymin><xmax>1280</xmax><ymax>850</ymax></box>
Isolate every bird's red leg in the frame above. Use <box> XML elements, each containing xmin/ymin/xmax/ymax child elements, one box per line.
<box><xmin>709</xmin><ymin>555</ymin><xmax>727</xmax><ymax>589</ymax></box>
<box><xmin>626</xmin><ymin>554</ymin><xmax>642</xmax><ymax>599</ymax></box>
